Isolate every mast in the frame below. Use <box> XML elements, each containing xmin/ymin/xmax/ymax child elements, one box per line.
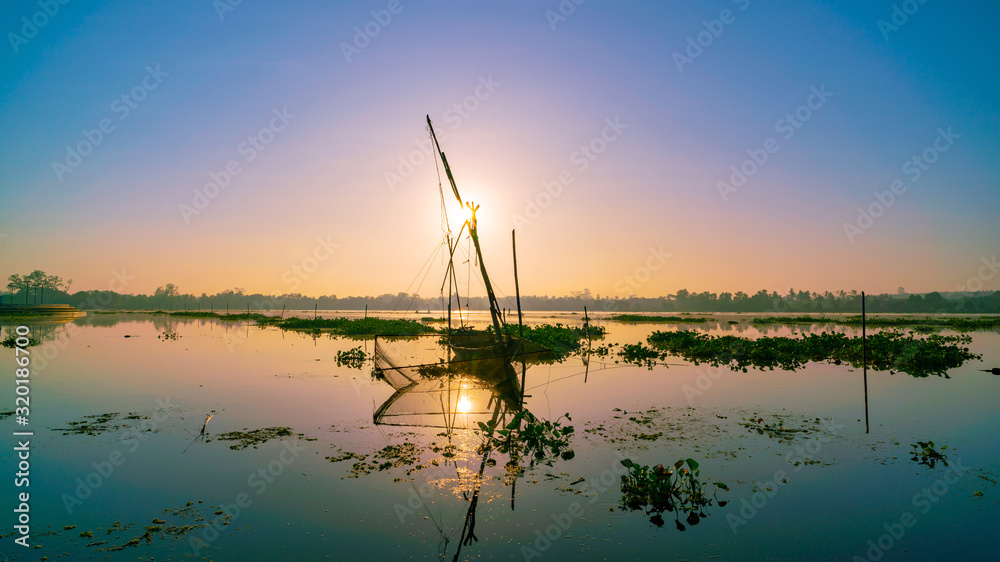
<box><xmin>426</xmin><ymin>115</ymin><xmax>507</xmax><ymax>350</ymax></box>
<box><xmin>428</xmin><ymin>115</ymin><xmax>463</xmax><ymax>207</ymax></box>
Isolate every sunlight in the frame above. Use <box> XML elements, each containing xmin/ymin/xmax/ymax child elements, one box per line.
<box><xmin>461</xmin><ymin>202</ymin><xmax>475</xmax><ymax>225</ymax></box>
<box><xmin>457</xmin><ymin>396</ymin><xmax>472</xmax><ymax>414</ymax></box>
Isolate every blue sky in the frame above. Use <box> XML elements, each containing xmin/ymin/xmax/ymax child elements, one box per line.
<box><xmin>1</xmin><ymin>0</ymin><xmax>997</xmax><ymax>297</ymax></box>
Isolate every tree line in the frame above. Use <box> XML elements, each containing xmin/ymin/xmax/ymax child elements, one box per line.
<box><xmin>3</xmin><ymin>272</ymin><xmax>999</xmax><ymax>314</ymax></box>
<box><xmin>4</xmin><ymin>270</ymin><xmax>72</xmax><ymax>305</ymax></box>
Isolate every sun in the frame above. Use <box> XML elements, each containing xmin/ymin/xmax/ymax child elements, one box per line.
<box><xmin>461</xmin><ymin>203</ymin><xmax>475</xmax><ymax>225</ymax></box>
<box><xmin>457</xmin><ymin>397</ymin><xmax>472</xmax><ymax>414</ymax></box>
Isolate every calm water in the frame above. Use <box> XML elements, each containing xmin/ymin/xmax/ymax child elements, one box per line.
<box><xmin>1</xmin><ymin>312</ymin><xmax>998</xmax><ymax>560</ymax></box>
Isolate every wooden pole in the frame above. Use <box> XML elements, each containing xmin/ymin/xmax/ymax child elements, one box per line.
<box><xmin>447</xmin><ymin>253</ymin><xmax>453</xmax><ymax>334</ymax></box>
<box><xmin>469</xmin><ymin>220</ymin><xmax>505</xmax><ymax>350</ymax></box>
<box><xmin>314</xmin><ymin>303</ymin><xmax>318</xmax><ymax>319</ymax></box>
<box><xmin>512</xmin><ymin>230</ymin><xmax>524</xmax><ymax>338</ymax></box>
<box><xmin>364</xmin><ymin>304</ymin><xmax>368</xmax><ymax>319</ymax></box>
<box><xmin>280</xmin><ymin>304</ymin><xmax>285</xmax><ymax>320</ymax></box>
<box><xmin>862</xmin><ymin>291</ymin><xmax>869</xmax><ymax>434</ymax></box>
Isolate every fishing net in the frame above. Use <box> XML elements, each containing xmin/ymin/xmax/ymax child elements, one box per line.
<box><xmin>372</xmin><ymin>336</ymin><xmax>531</xmax><ymax>429</ymax></box>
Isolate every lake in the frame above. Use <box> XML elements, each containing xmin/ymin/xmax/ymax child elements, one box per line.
<box><xmin>2</xmin><ymin>311</ymin><xmax>997</xmax><ymax>560</ymax></box>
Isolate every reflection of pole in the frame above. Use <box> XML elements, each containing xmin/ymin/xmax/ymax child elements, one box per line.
<box><xmin>453</xmin><ymin>447</ymin><xmax>491</xmax><ymax>562</ymax></box>
<box><xmin>862</xmin><ymin>291</ymin><xmax>869</xmax><ymax>434</ymax></box>
<box><xmin>584</xmin><ymin>306</ymin><xmax>592</xmax><ymax>383</ymax></box>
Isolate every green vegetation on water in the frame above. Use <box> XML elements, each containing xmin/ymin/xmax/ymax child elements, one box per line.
<box><xmin>167</xmin><ymin>311</ymin><xmax>273</xmax><ymax>321</ymax></box>
<box><xmin>477</xmin><ymin>410</ymin><xmax>575</xmax><ymax>467</ymax></box>
<box><xmin>911</xmin><ymin>441</ymin><xmax>949</xmax><ymax>468</ymax></box>
<box><xmin>619</xmin><ymin>457</ymin><xmax>728</xmax><ymax>530</ymax></box>
<box><xmin>609</xmin><ymin>315</ymin><xmax>708</xmax><ymax>323</ymax></box>
<box><xmin>216</xmin><ymin>427</ymin><xmax>294</xmax><ymax>450</ymax></box>
<box><xmin>646</xmin><ymin>329</ymin><xmax>980</xmax><ymax>378</ymax></box>
<box><xmin>164</xmin><ymin>310</ymin><xmax>436</xmax><ymax>336</ymax></box>
<box><xmin>52</xmin><ymin>412</ymin><xmax>151</xmax><ymax>436</ymax></box>
<box><xmin>335</xmin><ymin>346</ymin><xmax>368</xmax><ymax>369</ymax></box>
<box><xmin>272</xmin><ymin>316</ymin><xmax>436</xmax><ymax>335</ymax></box>
<box><xmin>750</xmin><ymin>315</ymin><xmax>1000</xmax><ymax>330</ymax></box>
<box><xmin>617</xmin><ymin>342</ymin><xmax>663</xmax><ymax>369</ymax></box>
<box><xmin>496</xmin><ymin>322</ymin><xmax>605</xmax><ymax>358</ymax></box>
<box><xmin>2</xmin><ymin>335</ymin><xmax>39</xmax><ymax>348</ymax></box>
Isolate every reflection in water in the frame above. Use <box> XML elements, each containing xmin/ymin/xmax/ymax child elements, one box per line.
<box><xmin>183</xmin><ymin>414</ymin><xmax>214</xmax><ymax>454</ymax></box>
<box><xmin>5</xmin><ymin>312</ymin><xmax>999</xmax><ymax>559</ymax></box>
<box><xmin>1</xmin><ymin>316</ymin><xmax>78</xmax><ymax>346</ymax></box>
<box><xmin>372</xmin><ymin>336</ymin><xmax>560</xmax><ymax>560</ymax></box>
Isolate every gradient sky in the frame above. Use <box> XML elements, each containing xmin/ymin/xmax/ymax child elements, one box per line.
<box><xmin>1</xmin><ymin>0</ymin><xmax>998</xmax><ymax>299</ymax></box>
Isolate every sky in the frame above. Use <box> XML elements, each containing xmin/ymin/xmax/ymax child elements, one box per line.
<box><xmin>1</xmin><ymin>0</ymin><xmax>998</xmax><ymax>299</ymax></box>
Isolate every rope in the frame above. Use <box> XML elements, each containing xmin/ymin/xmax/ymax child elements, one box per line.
<box><xmin>402</xmin><ymin>244</ymin><xmax>443</xmax><ymax>318</ymax></box>
<box><xmin>389</xmin><ymin>241</ymin><xmax>444</xmax><ymax>316</ymax></box>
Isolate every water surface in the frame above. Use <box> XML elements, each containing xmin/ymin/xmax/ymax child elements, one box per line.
<box><xmin>1</xmin><ymin>312</ymin><xmax>997</xmax><ymax>560</ymax></box>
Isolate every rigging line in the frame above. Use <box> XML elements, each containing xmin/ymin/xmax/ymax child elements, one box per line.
<box><xmin>430</xmin><ymin>124</ymin><xmax>451</xmax><ymax>236</ymax></box>
<box><xmin>403</xmin><ymin>243</ymin><xmax>444</xmax><ymax>318</ymax></box>
<box><xmin>451</xmin><ymin>239</ymin><xmax>517</xmax><ymax>312</ymax></box>
<box><xmin>523</xmin><ymin>363</ymin><xmax>635</xmax><ymax>391</ymax></box>
<box><xmin>374</xmin><ymin>349</ymin><xmax>553</xmax><ymax>372</ymax></box>
<box><xmin>389</xmin><ymin>241</ymin><xmax>445</xmax><ymax>317</ymax></box>
<box><xmin>459</xmin><ymin>256</ymin><xmax>516</xmax><ymax>315</ymax></box>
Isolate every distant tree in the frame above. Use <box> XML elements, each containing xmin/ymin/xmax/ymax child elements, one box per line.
<box><xmin>6</xmin><ymin>274</ymin><xmax>22</xmax><ymax>297</ymax></box>
<box><xmin>154</xmin><ymin>283</ymin><xmax>180</xmax><ymax>298</ymax></box>
<box><xmin>4</xmin><ymin>270</ymin><xmax>66</xmax><ymax>304</ymax></box>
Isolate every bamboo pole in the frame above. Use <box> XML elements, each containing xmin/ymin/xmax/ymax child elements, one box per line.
<box><xmin>512</xmin><ymin>230</ymin><xmax>523</xmax><ymax>338</ymax></box>
<box><xmin>470</xmin><ymin>222</ymin><xmax>505</xmax><ymax>350</ymax></box>
<box><xmin>447</xmin><ymin>246</ymin><xmax>454</xmax><ymax>334</ymax></box>
<box><xmin>862</xmin><ymin>291</ymin><xmax>869</xmax><ymax>434</ymax></box>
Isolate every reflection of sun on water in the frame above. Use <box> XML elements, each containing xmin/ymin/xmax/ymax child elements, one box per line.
<box><xmin>457</xmin><ymin>397</ymin><xmax>472</xmax><ymax>414</ymax></box>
